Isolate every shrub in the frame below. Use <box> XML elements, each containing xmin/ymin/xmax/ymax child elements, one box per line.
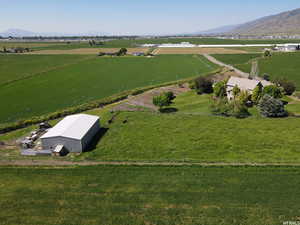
<box><xmin>213</xmin><ymin>81</ymin><xmax>227</xmax><ymax>98</ymax></box>
<box><xmin>188</xmin><ymin>81</ymin><xmax>196</xmax><ymax>90</ymax></box>
<box><xmin>263</xmin><ymin>73</ymin><xmax>270</xmax><ymax>81</ymax></box>
<box><xmin>274</xmin><ymin>78</ymin><xmax>296</xmax><ymax>96</ymax></box>
<box><xmin>263</xmin><ymin>85</ymin><xmax>283</xmax><ymax>98</ymax></box>
<box><xmin>229</xmin><ymin>99</ymin><xmax>250</xmax><ymax>118</ymax></box>
<box><xmin>251</xmin><ymin>85</ymin><xmax>263</xmax><ymax>104</ymax></box>
<box><xmin>264</xmin><ymin>50</ymin><xmax>272</xmax><ymax>57</ymax></box>
<box><xmin>164</xmin><ymin>91</ymin><xmax>175</xmax><ymax>102</ymax></box>
<box><xmin>232</xmin><ymin>85</ymin><xmax>240</xmax><ymax>98</ymax></box>
<box><xmin>153</xmin><ymin>94</ymin><xmax>170</xmax><ymax>111</ymax></box>
<box><xmin>210</xmin><ymin>97</ymin><xmax>231</xmax><ymax>116</ymax></box>
<box><xmin>194</xmin><ymin>77</ymin><xmax>213</xmax><ymax>94</ymax></box>
<box><xmin>238</xmin><ymin>90</ymin><xmax>251</xmax><ymax>106</ymax></box>
<box><xmin>259</xmin><ymin>95</ymin><xmax>288</xmax><ymax>118</ymax></box>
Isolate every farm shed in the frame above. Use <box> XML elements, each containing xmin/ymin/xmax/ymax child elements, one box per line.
<box><xmin>40</xmin><ymin>114</ymin><xmax>100</xmax><ymax>153</ymax></box>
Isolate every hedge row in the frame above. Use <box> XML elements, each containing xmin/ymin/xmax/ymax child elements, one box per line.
<box><xmin>0</xmin><ymin>69</ymin><xmax>221</xmax><ymax>134</ymax></box>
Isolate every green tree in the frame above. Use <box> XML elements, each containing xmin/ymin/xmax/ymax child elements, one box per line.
<box><xmin>251</xmin><ymin>84</ymin><xmax>263</xmax><ymax>104</ymax></box>
<box><xmin>264</xmin><ymin>50</ymin><xmax>272</xmax><ymax>57</ymax></box>
<box><xmin>274</xmin><ymin>78</ymin><xmax>296</xmax><ymax>96</ymax></box>
<box><xmin>263</xmin><ymin>85</ymin><xmax>283</xmax><ymax>98</ymax></box>
<box><xmin>153</xmin><ymin>94</ymin><xmax>171</xmax><ymax>111</ymax></box>
<box><xmin>259</xmin><ymin>95</ymin><xmax>288</xmax><ymax>117</ymax></box>
<box><xmin>117</xmin><ymin>48</ymin><xmax>127</xmax><ymax>56</ymax></box>
<box><xmin>194</xmin><ymin>77</ymin><xmax>213</xmax><ymax>94</ymax></box>
<box><xmin>213</xmin><ymin>81</ymin><xmax>227</xmax><ymax>98</ymax></box>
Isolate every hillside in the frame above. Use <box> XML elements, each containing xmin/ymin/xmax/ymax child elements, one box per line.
<box><xmin>229</xmin><ymin>8</ymin><xmax>300</xmax><ymax>35</ymax></box>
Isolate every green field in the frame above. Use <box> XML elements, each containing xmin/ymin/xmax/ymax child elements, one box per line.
<box><xmin>0</xmin><ymin>54</ymin><xmax>92</xmax><ymax>85</ymax></box>
<box><xmin>0</xmin><ymin>55</ymin><xmax>218</xmax><ymax>124</ymax></box>
<box><xmin>212</xmin><ymin>53</ymin><xmax>261</xmax><ymax>65</ymax></box>
<box><xmin>2</xmin><ymin>38</ymin><xmax>300</xmax><ymax>50</ymax></box>
<box><xmin>213</xmin><ymin>52</ymin><xmax>300</xmax><ymax>90</ymax></box>
<box><xmin>1</xmin><ymin>165</ymin><xmax>300</xmax><ymax>225</ymax></box>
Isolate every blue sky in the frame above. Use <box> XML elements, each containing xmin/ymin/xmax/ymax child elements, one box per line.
<box><xmin>1</xmin><ymin>0</ymin><xmax>300</xmax><ymax>35</ymax></box>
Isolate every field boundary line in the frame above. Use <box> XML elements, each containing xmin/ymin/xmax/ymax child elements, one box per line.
<box><xmin>2</xmin><ymin>160</ymin><xmax>300</xmax><ymax>167</ymax></box>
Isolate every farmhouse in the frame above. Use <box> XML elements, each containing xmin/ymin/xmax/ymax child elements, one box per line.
<box><xmin>226</xmin><ymin>76</ymin><xmax>271</xmax><ymax>100</ymax></box>
<box><xmin>40</xmin><ymin>114</ymin><xmax>100</xmax><ymax>154</ymax></box>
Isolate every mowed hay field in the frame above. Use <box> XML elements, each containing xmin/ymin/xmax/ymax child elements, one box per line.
<box><xmin>1</xmin><ymin>165</ymin><xmax>300</xmax><ymax>225</ymax></box>
<box><xmin>0</xmin><ymin>54</ymin><xmax>219</xmax><ymax>124</ymax></box>
<box><xmin>213</xmin><ymin>53</ymin><xmax>300</xmax><ymax>90</ymax></box>
<box><xmin>29</xmin><ymin>48</ymin><xmax>149</xmax><ymax>55</ymax></box>
<box><xmin>155</xmin><ymin>47</ymin><xmax>247</xmax><ymax>55</ymax></box>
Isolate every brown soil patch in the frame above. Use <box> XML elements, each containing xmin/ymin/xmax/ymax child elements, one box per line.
<box><xmin>112</xmin><ymin>84</ymin><xmax>190</xmax><ymax>112</ymax></box>
<box><xmin>155</xmin><ymin>47</ymin><xmax>247</xmax><ymax>55</ymax></box>
<box><xmin>28</xmin><ymin>48</ymin><xmax>149</xmax><ymax>55</ymax></box>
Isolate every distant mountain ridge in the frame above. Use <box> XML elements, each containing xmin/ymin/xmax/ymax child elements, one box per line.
<box><xmin>229</xmin><ymin>8</ymin><xmax>300</xmax><ymax>35</ymax></box>
<box><xmin>0</xmin><ymin>28</ymin><xmax>109</xmax><ymax>37</ymax></box>
<box><xmin>196</xmin><ymin>8</ymin><xmax>300</xmax><ymax>36</ymax></box>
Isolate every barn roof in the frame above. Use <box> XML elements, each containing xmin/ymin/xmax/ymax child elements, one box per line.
<box><xmin>41</xmin><ymin>114</ymin><xmax>99</xmax><ymax>140</ymax></box>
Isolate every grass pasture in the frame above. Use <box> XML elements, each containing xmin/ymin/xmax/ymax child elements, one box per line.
<box><xmin>212</xmin><ymin>53</ymin><xmax>261</xmax><ymax>65</ymax></box>
<box><xmin>1</xmin><ymin>165</ymin><xmax>300</xmax><ymax>225</ymax></box>
<box><xmin>0</xmin><ymin>54</ymin><xmax>219</xmax><ymax>124</ymax></box>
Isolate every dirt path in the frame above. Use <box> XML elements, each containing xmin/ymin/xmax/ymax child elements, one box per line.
<box><xmin>203</xmin><ymin>54</ymin><xmax>250</xmax><ymax>78</ymax></box>
<box><xmin>112</xmin><ymin>84</ymin><xmax>190</xmax><ymax>112</ymax></box>
<box><xmin>1</xmin><ymin>160</ymin><xmax>300</xmax><ymax>167</ymax></box>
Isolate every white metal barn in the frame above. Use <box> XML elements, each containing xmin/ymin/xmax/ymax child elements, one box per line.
<box><xmin>41</xmin><ymin>114</ymin><xmax>100</xmax><ymax>153</ymax></box>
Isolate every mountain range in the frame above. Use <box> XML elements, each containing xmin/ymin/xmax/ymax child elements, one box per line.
<box><xmin>197</xmin><ymin>8</ymin><xmax>300</xmax><ymax>36</ymax></box>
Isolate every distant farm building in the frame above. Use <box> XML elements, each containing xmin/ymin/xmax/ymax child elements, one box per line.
<box><xmin>278</xmin><ymin>43</ymin><xmax>300</xmax><ymax>52</ymax></box>
<box><xmin>226</xmin><ymin>76</ymin><xmax>271</xmax><ymax>100</ymax></box>
<box><xmin>40</xmin><ymin>114</ymin><xmax>100</xmax><ymax>154</ymax></box>
<box><xmin>132</xmin><ymin>52</ymin><xmax>145</xmax><ymax>56</ymax></box>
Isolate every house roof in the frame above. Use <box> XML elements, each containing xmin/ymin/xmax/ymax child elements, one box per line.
<box><xmin>41</xmin><ymin>114</ymin><xmax>99</xmax><ymax>140</ymax></box>
<box><xmin>227</xmin><ymin>77</ymin><xmax>260</xmax><ymax>91</ymax></box>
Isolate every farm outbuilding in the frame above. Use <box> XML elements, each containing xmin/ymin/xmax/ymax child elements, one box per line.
<box><xmin>40</xmin><ymin>114</ymin><xmax>100</xmax><ymax>153</ymax></box>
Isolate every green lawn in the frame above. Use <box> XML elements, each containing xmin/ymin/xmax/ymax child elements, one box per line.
<box><xmin>1</xmin><ymin>165</ymin><xmax>300</xmax><ymax>225</ymax></box>
<box><xmin>0</xmin><ymin>54</ymin><xmax>92</xmax><ymax>85</ymax></box>
<box><xmin>0</xmin><ymin>55</ymin><xmax>218</xmax><ymax>124</ymax></box>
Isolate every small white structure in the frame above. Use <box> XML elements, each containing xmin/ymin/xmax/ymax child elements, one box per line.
<box><xmin>41</xmin><ymin>114</ymin><xmax>100</xmax><ymax>153</ymax></box>
<box><xmin>226</xmin><ymin>77</ymin><xmax>271</xmax><ymax>100</ymax></box>
<box><xmin>278</xmin><ymin>43</ymin><xmax>300</xmax><ymax>52</ymax></box>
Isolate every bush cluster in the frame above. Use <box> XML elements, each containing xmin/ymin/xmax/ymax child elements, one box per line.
<box><xmin>194</xmin><ymin>77</ymin><xmax>213</xmax><ymax>94</ymax></box>
<box><xmin>259</xmin><ymin>95</ymin><xmax>288</xmax><ymax>117</ymax></box>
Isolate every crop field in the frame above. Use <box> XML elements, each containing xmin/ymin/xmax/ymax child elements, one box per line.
<box><xmin>0</xmin><ymin>54</ymin><xmax>93</xmax><ymax>85</ymax></box>
<box><xmin>154</xmin><ymin>47</ymin><xmax>247</xmax><ymax>55</ymax></box>
<box><xmin>1</xmin><ymin>165</ymin><xmax>300</xmax><ymax>225</ymax></box>
<box><xmin>28</xmin><ymin>48</ymin><xmax>149</xmax><ymax>55</ymax></box>
<box><xmin>211</xmin><ymin>53</ymin><xmax>261</xmax><ymax>65</ymax></box>
<box><xmin>0</xmin><ymin>54</ymin><xmax>218</xmax><ymax>124</ymax></box>
<box><xmin>2</xmin><ymin>38</ymin><xmax>300</xmax><ymax>51</ymax></box>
